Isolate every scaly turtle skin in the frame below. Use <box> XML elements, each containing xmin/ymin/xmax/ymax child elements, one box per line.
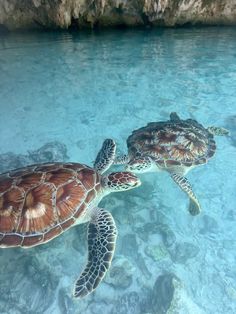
<box><xmin>114</xmin><ymin>113</ymin><xmax>229</xmax><ymax>216</ymax></box>
<box><xmin>0</xmin><ymin>139</ymin><xmax>141</xmax><ymax>298</ymax></box>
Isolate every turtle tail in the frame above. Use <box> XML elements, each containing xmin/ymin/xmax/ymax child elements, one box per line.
<box><xmin>170</xmin><ymin>112</ymin><xmax>181</xmax><ymax>122</ymax></box>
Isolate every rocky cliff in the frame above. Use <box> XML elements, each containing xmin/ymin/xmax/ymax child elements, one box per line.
<box><xmin>0</xmin><ymin>0</ymin><xmax>236</xmax><ymax>31</ymax></box>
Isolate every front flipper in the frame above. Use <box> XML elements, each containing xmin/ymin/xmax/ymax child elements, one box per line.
<box><xmin>113</xmin><ymin>154</ymin><xmax>130</xmax><ymax>165</ymax></box>
<box><xmin>73</xmin><ymin>208</ymin><xmax>117</xmax><ymax>299</ymax></box>
<box><xmin>207</xmin><ymin>126</ymin><xmax>230</xmax><ymax>136</ymax></box>
<box><xmin>171</xmin><ymin>174</ymin><xmax>201</xmax><ymax>216</ymax></box>
<box><xmin>94</xmin><ymin>139</ymin><xmax>116</xmax><ymax>174</ymax></box>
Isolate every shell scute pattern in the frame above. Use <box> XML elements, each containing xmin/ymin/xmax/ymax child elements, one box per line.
<box><xmin>127</xmin><ymin>119</ymin><xmax>216</xmax><ymax>166</ymax></box>
<box><xmin>0</xmin><ymin>234</ymin><xmax>23</xmax><ymax>246</ymax></box>
<box><xmin>0</xmin><ymin>178</ymin><xmax>14</xmax><ymax>193</ymax></box>
<box><xmin>17</xmin><ymin>182</ymin><xmax>56</xmax><ymax>234</ymax></box>
<box><xmin>16</xmin><ymin>172</ymin><xmax>44</xmax><ymax>190</ymax></box>
<box><xmin>0</xmin><ymin>163</ymin><xmax>101</xmax><ymax>247</ymax></box>
<box><xmin>45</xmin><ymin>168</ymin><xmax>76</xmax><ymax>187</ymax></box>
<box><xmin>21</xmin><ymin>234</ymin><xmax>44</xmax><ymax>247</ymax></box>
<box><xmin>56</xmin><ymin>180</ymin><xmax>85</xmax><ymax>220</ymax></box>
<box><xmin>77</xmin><ymin>168</ymin><xmax>97</xmax><ymax>190</ymax></box>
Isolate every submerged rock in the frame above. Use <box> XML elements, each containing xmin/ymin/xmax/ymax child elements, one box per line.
<box><xmin>0</xmin><ymin>141</ymin><xmax>68</xmax><ymax>173</ymax></box>
<box><xmin>199</xmin><ymin>215</ymin><xmax>219</xmax><ymax>234</ymax></box>
<box><xmin>58</xmin><ymin>288</ymin><xmax>83</xmax><ymax>314</ymax></box>
<box><xmin>121</xmin><ymin>233</ymin><xmax>139</xmax><ymax>258</ymax></box>
<box><xmin>104</xmin><ymin>255</ymin><xmax>135</xmax><ymax>289</ymax></box>
<box><xmin>121</xmin><ymin>234</ymin><xmax>152</xmax><ymax>279</ymax></box>
<box><xmin>136</xmin><ymin>252</ymin><xmax>152</xmax><ymax>279</ymax></box>
<box><xmin>90</xmin><ymin>302</ymin><xmax>112</xmax><ymax>314</ymax></box>
<box><xmin>0</xmin><ymin>152</ymin><xmax>30</xmax><ymax>173</ymax></box>
<box><xmin>169</xmin><ymin>242</ymin><xmax>200</xmax><ymax>264</ymax></box>
<box><xmin>151</xmin><ymin>273</ymin><xmax>178</xmax><ymax>314</ymax></box>
<box><xmin>150</xmin><ymin>273</ymin><xmax>205</xmax><ymax>314</ymax></box>
<box><xmin>28</xmin><ymin>141</ymin><xmax>68</xmax><ymax>163</ymax></box>
<box><xmin>145</xmin><ymin>244</ymin><xmax>169</xmax><ymax>262</ymax></box>
<box><xmin>112</xmin><ymin>291</ymin><xmax>141</xmax><ymax>314</ymax></box>
<box><xmin>142</xmin><ymin>222</ymin><xmax>176</xmax><ymax>248</ymax></box>
<box><xmin>0</xmin><ymin>254</ymin><xmax>59</xmax><ymax>314</ymax></box>
<box><xmin>159</xmin><ymin>224</ymin><xmax>176</xmax><ymax>248</ymax></box>
<box><xmin>0</xmin><ymin>0</ymin><xmax>236</xmax><ymax>31</ymax></box>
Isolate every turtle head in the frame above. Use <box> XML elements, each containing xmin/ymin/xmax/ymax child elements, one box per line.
<box><xmin>125</xmin><ymin>156</ymin><xmax>154</xmax><ymax>173</ymax></box>
<box><xmin>102</xmin><ymin>172</ymin><xmax>141</xmax><ymax>192</ymax></box>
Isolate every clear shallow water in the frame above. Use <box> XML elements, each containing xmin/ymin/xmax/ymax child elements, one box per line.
<box><xmin>0</xmin><ymin>27</ymin><xmax>236</xmax><ymax>313</ymax></box>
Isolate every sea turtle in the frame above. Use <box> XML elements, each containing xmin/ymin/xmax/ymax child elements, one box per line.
<box><xmin>0</xmin><ymin>139</ymin><xmax>141</xmax><ymax>298</ymax></box>
<box><xmin>114</xmin><ymin>113</ymin><xmax>229</xmax><ymax>215</ymax></box>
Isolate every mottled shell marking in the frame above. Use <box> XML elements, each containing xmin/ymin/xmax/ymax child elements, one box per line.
<box><xmin>127</xmin><ymin>119</ymin><xmax>216</xmax><ymax>166</ymax></box>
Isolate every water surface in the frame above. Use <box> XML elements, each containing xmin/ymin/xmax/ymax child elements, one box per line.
<box><xmin>0</xmin><ymin>27</ymin><xmax>236</xmax><ymax>314</ymax></box>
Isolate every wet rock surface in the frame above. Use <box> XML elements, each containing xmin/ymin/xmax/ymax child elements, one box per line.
<box><xmin>0</xmin><ymin>0</ymin><xmax>236</xmax><ymax>31</ymax></box>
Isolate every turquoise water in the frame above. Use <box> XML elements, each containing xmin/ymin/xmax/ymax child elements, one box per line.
<box><xmin>0</xmin><ymin>27</ymin><xmax>236</xmax><ymax>313</ymax></box>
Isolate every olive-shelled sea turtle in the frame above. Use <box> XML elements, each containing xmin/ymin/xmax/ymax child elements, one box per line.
<box><xmin>0</xmin><ymin>139</ymin><xmax>141</xmax><ymax>298</ymax></box>
<box><xmin>114</xmin><ymin>113</ymin><xmax>229</xmax><ymax>215</ymax></box>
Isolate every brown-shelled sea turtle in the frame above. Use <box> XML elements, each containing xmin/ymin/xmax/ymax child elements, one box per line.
<box><xmin>114</xmin><ymin>113</ymin><xmax>229</xmax><ymax>215</ymax></box>
<box><xmin>0</xmin><ymin>139</ymin><xmax>141</xmax><ymax>298</ymax></box>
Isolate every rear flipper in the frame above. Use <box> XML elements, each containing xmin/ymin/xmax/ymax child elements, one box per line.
<box><xmin>73</xmin><ymin>208</ymin><xmax>117</xmax><ymax>298</ymax></box>
<box><xmin>171</xmin><ymin>174</ymin><xmax>201</xmax><ymax>216</ymax></box>
<box><xmin>93</xmin><ymin>139</ymin><xmax>116</xmax><ymax>174</ymax></box>
<box><xmin>207</xmin><ymin>126</ymin><xmax>230</xmax><ymax>136</ymax></box>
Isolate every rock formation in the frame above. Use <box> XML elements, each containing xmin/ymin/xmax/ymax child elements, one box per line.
<box><xmin>0</xmin><ymin>0</ymin><xmax>236</xmax><ymax>31</ymax></box>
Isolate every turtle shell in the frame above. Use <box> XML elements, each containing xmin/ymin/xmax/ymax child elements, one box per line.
<box><xmin>0</xmin><ymin>162</ymin><xmax>102</xmax><ymax>248</ymax></box>
<box><xmin>127</xmin><ymin>118</ymin><xmax>216</xmax><ymax>168</ymax></box>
